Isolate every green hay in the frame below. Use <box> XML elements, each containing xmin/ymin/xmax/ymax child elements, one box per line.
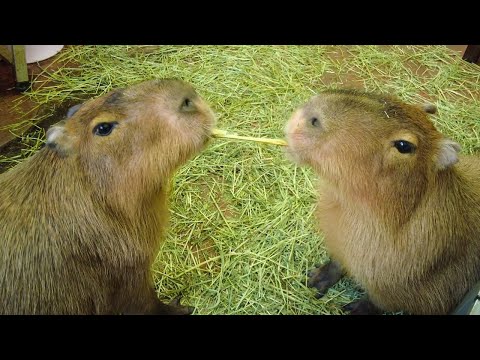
<box><xmin>0</xmin><ymin>126</ymin><xmax>46</xmax><ymax>170</ymax></box>
<box><xmin>2</xmin><ymin>45</ymin><xmax>479</xmax><ymax>314</ymax></box>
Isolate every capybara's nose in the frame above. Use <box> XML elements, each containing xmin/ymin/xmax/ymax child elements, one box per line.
<box><xmin>306</xmin><ymin>116</ymin><xmax>320</xmax><ymax>128</ymax></box>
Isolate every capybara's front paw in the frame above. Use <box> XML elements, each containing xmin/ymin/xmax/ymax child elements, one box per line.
<box><xmin>342</xmin><ymin>298</ymin><xmax>382</xmax><ymax>315</ymax></box>
<box><xmin>167</xmin><ymin>295</ymin><xmax>195</xmax><ymax>315</ymax></box>
<box><xmin>307</xmin><ymin>260</ymin><xmax>343</xmax><ymax>298</ymax></box>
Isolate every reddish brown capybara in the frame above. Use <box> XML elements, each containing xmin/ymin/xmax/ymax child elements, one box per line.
<box><xmin>285</xmin><ymin>89</ymin><xmax>480</xmax><ymax>315</ymax></box>
<box><xmin>0</xmin><ymin>79</ymin><xmax>215</xmax><ymax>314</ymax></box>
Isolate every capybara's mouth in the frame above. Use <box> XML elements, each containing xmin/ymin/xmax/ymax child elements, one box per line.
<box><xmin>200</xmin><ymin>124</ymin><xmax>216</xmax><ymax>147</ymax></box>
<box><xmin>284</xmin><ymin>132</ymin><xmax>297</xmax><ymax>150</ymax></box>
<box><xmin>283</xmin><ymin>131</ymin><xmax>309</xmax><ymax>165</ymax></box>
<box><xmin>203</xmin><ymin>116</ymin><xmax>216</xmax><ymax>138</ymax></box>
<box><xmin>202</xmin><ymin>134</ymin><xmax>212</xmax><ymax>146</ymax></box>
<box><xmin>283</xmin><ymin>140</ymin><xmax>299</xmax><ymax>161</ymax></box>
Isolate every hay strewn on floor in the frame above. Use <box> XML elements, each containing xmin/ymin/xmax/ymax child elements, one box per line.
<box><xmin>2</xmin><ymin>45</ymin><xmax>479</xmax><ymax>314</ymax></box>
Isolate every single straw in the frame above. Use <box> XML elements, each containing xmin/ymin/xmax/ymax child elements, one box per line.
<box><xmin>211</xmin><ymin>128</ymin><xmax>287</xmax><ymax>146</ymax></box>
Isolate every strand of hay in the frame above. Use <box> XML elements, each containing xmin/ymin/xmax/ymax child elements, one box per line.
<box><xmin>212</xmin><ymin>128</ymin><xmax>287</xmax><ymax>146</ymax></box>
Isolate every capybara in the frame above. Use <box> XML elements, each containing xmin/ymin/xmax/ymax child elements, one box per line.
<box><xmin>285</xmin><ymin>89</ymin><xmax>480</xmax><ymax>315</ymax></box>
<box><xmin>0</xmin><ymin>79</ymin><xmax>215</xmax><ymax>314</ymax></box>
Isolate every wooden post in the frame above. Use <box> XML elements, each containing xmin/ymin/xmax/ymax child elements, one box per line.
<box><xmin>12</xmin><ymin>45</ymin><xmax>30</xmax><ymax>91</ymax></box>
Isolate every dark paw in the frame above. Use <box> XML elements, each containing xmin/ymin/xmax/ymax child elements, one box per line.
<box><xmin>342</xmin><ymin>299</ymin><xmax>382</xmax><ymax>315</ymax></box>
<box><xmin>168</xmin><ymin>295</ymin><xmax>194</xmax><ymax>315</ymax></box>
<box><xmin>307</xmin><ymin>260</ymin><xmax>343</xmax><ymax>299</ymax></box>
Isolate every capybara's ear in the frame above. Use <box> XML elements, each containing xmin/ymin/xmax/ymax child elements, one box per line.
<box><xmin>67</xmin><ymin>103</ymin><xmax>83</xmax><ymax>118</ymax></box>
<box><xmin>436</xmin><ymin>138</ymin><xmax>461</xmax><ymax>170</ymax></box>
<box><xmin>422</xmin><ymin>103</ymin><xmax>437</xmax><ymax>114</ymax></box>
<box><xmin>46</xmin><ymin>121</ymin><xmax>74</xmax><ymax>157</ymax></box>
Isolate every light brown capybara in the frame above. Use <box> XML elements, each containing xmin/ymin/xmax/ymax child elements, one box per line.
<box><xmin>0</xmin><ymin>79</ymin><xmax>215</xmax><ymax>314</ymax></box>
<box><xmin>285</xmin><ymin>89</ymin><xmax>480</xmax><ymax>315</ymax></box>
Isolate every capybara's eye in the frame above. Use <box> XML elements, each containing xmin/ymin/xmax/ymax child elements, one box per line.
<box><xmin>310</xmin><ymin>117</ymin><xmax>319</xmax><ymax>127</ymax></box>
<box><xmin>394</xmin><ymin>140</ymin><xmax>415</xmax><ymax>154</ymax></box>
<box><xmin>93</xmin><ymin>122</ymin><xmax>117</xmax><ymax>136</ymax></box>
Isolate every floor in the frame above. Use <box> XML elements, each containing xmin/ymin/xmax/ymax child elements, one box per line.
<box><xmin>0</xmin><ymin>45</ymin><xmax>470</xmax><ymax>148</ymax></box>
<box><xmin>0</xmin><ymin>48</ymin><xmax>66</xmax><ymax>146</ymax></box>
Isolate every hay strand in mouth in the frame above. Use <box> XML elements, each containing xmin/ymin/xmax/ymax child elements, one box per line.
<box><xmin>212</xmin><ymin>128</ymin><xmax>287</xmax><ymax>146</ymax></box>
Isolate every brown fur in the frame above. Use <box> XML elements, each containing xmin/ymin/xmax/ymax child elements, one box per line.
<box><xmin>285</xmin><ymin>89</ymin><xmax>480</xmax><ymax>315</ymax></box>
<box><xmin>0</xmin><ymin>79</ymin><xmax>215</xmax><ymax>314</ymax></box>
